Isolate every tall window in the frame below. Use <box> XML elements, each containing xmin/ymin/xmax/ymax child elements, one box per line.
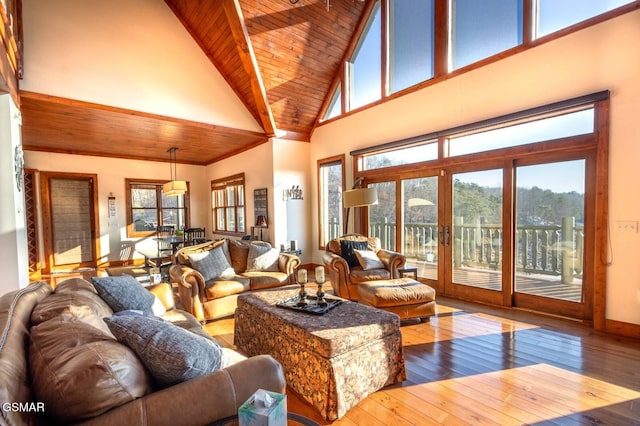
<box><xmin>318</xmin><ymin>155</ymin><xmax>345</xmax><ymax>248</ymax></box>
<box><xmin>324</xmin><ymin>0</ymin><xmax>633</xmax><ymax>120</ymax></box>
<box><xmin>348</xmin><ymin>1</ymin><xmax>382</xmax><ymax>111</ymax></box>
<box><xmin>388</xmin><ymin>0</ymin><xmax>435</xmax><ymax>94</ymax></box>
<box><xmin>450</xmin><ymin>0</ymin><xmax>523</xmax><ymax>70</ymax></box>
<box><xmin>126</xmin><ymin>179</ymin><xmax>189</xmax><ymax>237</ymax></box>
<box><xmin>323</xmin><ymin>83</ymin><xmax>342</xmax><ymax>121</ymax></box>
<box><xmin>211</xmin><ymin>173</ymin><xmax>245</xmax><ymax>234</ymax></box>
<box><xmin>536</xmin><ymin>0</ymin><xmax>634</xmax><ymax>38</ymax></box>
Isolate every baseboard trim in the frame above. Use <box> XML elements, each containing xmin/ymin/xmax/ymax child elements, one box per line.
<box><xmin>605</xmin><ymin>318</ymin><xmax>640</xmax><ymax>339</ymax></box>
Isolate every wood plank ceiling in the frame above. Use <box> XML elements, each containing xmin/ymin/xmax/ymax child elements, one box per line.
<box><xmin>20</xmin><ymin>0</ymin><xmax>367</xmax><ymax>165</ymax></box>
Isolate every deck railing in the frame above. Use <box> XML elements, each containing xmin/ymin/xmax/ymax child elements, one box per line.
<box><xmin>361</xmin><ymin>219</ymin><xmax>584</xmax><ymax>281</ymax></box>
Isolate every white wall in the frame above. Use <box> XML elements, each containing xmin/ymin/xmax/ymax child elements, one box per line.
<box><xmin>0</xmin><ymin>94</ymin><xmax>29</xmax><ymax>292</ymax></box>
<box><xmin>21</xmin><ymin>0</ymin><xmax>261</xmax><ymax>132</ymax></box>
<box><xmin>273</xmin><ymin>139</ymin><xmax>311</xmax><ymax>263</ymax></box>
<box><xmin>309</xmin><ymin>11</ymin><xmax>640</xmax><ymax>325</ymax></box>
<box><xmin>24</xmin><ymin>151</ymin><xmax>209</xmax><ymax>265</ymax></box>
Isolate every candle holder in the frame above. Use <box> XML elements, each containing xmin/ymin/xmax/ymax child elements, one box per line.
<box><xmin>315</xmin><ymin>266</ymin><xmax>327</xmax><ymax>307</ymax></box>
<box><xmin>296</xmin><ymin>268</ymin><xmax>308</xmax><ymax>307</ymax></box>
<box><xmin>316</xmin><ymin>280</ymin><xmax>327</xmax><ymax>306</ymax></box>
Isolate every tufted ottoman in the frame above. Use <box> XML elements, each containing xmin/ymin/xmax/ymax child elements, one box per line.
<box><xmin>358</xmin><ymin>278</ymin><xmax>436</xmax><ymax>321</ymax></box>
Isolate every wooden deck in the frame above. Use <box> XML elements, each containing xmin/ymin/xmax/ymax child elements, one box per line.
<box><xmin>206</xmin><ymin>297</ymin><xmax>640</xmax><ymax>425</ymax></box>
<box><xmin>407</xmin><ymin>260</ymin><xmax>583</xmax><ymax>302</ymax></box>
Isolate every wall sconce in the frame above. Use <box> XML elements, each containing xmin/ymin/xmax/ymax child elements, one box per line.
<box><xmin>283</xmin><ymin>185</ymin><xmax>303</xmax><ymax>201</ymax></box>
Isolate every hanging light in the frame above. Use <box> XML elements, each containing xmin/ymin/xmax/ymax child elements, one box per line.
<box><xmin>163</xmin><ymin>147</ymin><xmax>187</xmax><ymax>197</ymax></box>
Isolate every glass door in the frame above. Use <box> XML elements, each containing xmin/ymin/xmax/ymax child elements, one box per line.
<box><xmin>445</xmin><ymin>168</ymin><xmax>505</xmax><ymax>304</ymax></box>
<box><xmin>402</xmin><ymin>176</ymin><xmax>439</xmax><ymax>283</ymax></box>
<box><xmin>513</xmin><ymin>159</ymin><xmax>588</xmax><ymax>318</ymax></box>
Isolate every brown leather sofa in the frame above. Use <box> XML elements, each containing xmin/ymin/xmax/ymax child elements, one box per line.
<box><xmin>323</xmin><ymin>234</ymin><xmax>406</xmax><ymax>300</ymax></box>
<box><xmin>0</xmin><ymin>278</ymin><xmax>285</xmax><ymax>426</ymax></box>
<box><xmin>170</xmin><ymin>239</ymin><xmax>300</xmax><ymax>322</ymax></box>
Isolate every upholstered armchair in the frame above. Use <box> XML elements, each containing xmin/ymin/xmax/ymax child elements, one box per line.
<box><xmin>323</xmin><ymin>234</ymin><xmax>406</xmax><ymax>300</ymax></box>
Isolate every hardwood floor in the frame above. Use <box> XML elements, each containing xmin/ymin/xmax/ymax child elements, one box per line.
<box><xmin>205</xmin><ymin>298</ymin><xmax>640</xmax><ymax>425</ymax></box>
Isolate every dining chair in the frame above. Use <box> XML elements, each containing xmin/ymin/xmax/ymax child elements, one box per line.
<box><xmin>153</xmin><ymin>225</ymin><xmax>175</xmax><ymax>275</ymax></box>
<box><xmin>184</xmin><ymin>227</ymin><xmax>206</xmax><ymax>246</ymax></box>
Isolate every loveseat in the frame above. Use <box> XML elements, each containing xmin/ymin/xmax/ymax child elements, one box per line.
<box><xmin>170</xmin><ymin>239</ymin><xmax>300</xmax><ymax>322</ymax></box>
<box><xmin>323</xmin><ymin>234</ymin><xmax>406</xmax><ymax>300</ymax></box>
<box><xmin>0</xmin><ymin>278</ymin><xmax>285</xmax><ymax>426</ymax></box>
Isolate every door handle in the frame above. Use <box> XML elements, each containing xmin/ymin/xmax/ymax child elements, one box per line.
<box><xmin>438</xmin><ymin>226</ymin><xmax>451</xmax><ymax>246</ymax></box>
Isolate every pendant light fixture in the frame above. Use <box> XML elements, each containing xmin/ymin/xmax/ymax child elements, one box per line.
<box><xmin>163</xmin><ymin>147</ymin><xmax>187</xmax><ymax>197</ymax></box>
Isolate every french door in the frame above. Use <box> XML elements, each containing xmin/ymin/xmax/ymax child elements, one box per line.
<box><xmin>366</xmin><ymin>154</ymin><xmax>594</xmax><ymax>320</ymax></box>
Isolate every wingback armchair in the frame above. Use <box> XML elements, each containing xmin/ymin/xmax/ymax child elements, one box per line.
<box><xmin>323</xmin><ymin>234</ymin><xmax>406</xmax><ymax>300</ymax></box>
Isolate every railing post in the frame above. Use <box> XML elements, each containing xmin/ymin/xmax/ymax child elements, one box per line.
<box><xmin>454</xmin><ymin>216</ymin><xmax>463</xmax><ymax>268</ymax></box>
<box><xmin>561</xmin><ymin>216</ymin><xmax>575</xmax><ymax>284</ymax></box>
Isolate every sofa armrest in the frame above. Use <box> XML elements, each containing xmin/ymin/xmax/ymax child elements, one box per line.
<box><xmin>148</xmin><ymin>283</ymin><xmax>176</xmax><ymax>310</ymax></box>
<box><xmin>323</xmin><ymin>252</ymin><xmax>352</xmax><ymax>297</ymax></box>
<box><xmin>278</xmin><ymin>253</ymin><xmax>301</xmax><ymax>282</ymax></box>
<box><xmin>376</xmin><ymin>248</ymin><xmax>407</xmax><ymax>278</ymax></box>
<box><xmin>81</xmin><ymin>355</ymin><xmax>286</xmax><ymax>426</ymax></box>
<box><xmin>169</xmin><ymin>264</ymin><xmax>207</xmax><ymax>322</ymax></box>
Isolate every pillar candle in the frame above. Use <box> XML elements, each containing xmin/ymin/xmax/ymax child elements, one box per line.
<box><xmin>297</xmin><ymin>269</ymin><xmax>307</xmax><ymax>283</ymax></box>
<box><xmin>315</xmin><ymin>266</ymin><xmax>325</xmax><ymax>283</ymax></box>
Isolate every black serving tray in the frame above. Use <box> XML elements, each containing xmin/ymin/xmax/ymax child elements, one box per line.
<box><xmin>276</xmin><ymin>296</ymin><xmax>342</xmax><ymax>315</ymax></box>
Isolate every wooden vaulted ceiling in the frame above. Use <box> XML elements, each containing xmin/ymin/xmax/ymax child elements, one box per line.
<box><xmin>20</xmin><ymin>0</ymin><xmax>368</xmax><ymax>165</ymax></box>
<box><xmin>167</xmin><ymin>0</ymin><xmax>367</xmax><ymax>139</ymax></box>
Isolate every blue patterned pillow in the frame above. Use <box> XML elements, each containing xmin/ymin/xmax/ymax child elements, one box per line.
<box><xmin>340</xmin><ymin>240</ymin><xmax>368</xmax><ymax>268</ymax></box>
<box><xmin>104</xmin><ymin>314</ymin><xmax>223</xmax><ymax>388</ymax></box>
<box><xmin>91</xmin><ymin>275</ymin><xmax>155</xmax><ymax>314</ymax></box>
<box><xmin>188</xmin><ymin>246</ymin><xmax>235</xmax><ymax>281</ymax></box>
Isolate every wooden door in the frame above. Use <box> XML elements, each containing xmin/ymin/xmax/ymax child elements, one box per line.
<box><xmin>40</xmin><ymin>172</ymin><xmax>100</xmax><ymax>273</ymax></box>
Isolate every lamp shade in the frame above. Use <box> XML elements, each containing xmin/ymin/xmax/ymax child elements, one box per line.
<box><xmin>342</xmin><ymin>187</ymin><xmax>378</xmax><ymax>208</ymax></box>
<box><xmin>163</xmin><ymin>180</ymin><xmax>187</xmax><ymax>196</ymax></box>
<box><xmin>256</xmin><ymin>215</ymin><xmax>268</xmax><ymax>227</ymax></box>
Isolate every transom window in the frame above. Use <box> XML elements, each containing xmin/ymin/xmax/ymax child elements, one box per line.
<box><xmin>211</xmin><ymin>173</ymin><xmax>245</xmax><ymax>235</ymax></box>
<box><xmin>126</xmin><ymin>179</ymin><xmax>189</xmax><ymax>237</ymax></box>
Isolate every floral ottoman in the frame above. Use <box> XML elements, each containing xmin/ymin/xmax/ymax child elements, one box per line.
<box><xmin>234</xmin><ymin>287</ymin><xmax>406</xmax><ymax>421</ymax></box>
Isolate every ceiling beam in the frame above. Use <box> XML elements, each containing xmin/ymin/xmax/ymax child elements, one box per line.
<box><xmin>222</xmin><ymin>0</ymin><xmax>276</xmax><ymax>137</ymax></box>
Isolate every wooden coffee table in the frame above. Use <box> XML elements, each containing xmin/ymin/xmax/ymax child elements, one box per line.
<box><xmin>234</xmin><ymin>286</ymin><xmax>406</xmax><ymax>421</ymax></box>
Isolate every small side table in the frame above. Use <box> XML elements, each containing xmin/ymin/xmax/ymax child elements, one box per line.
<box><xmin>398</xmin><ymin>267</ymin><xmax>418</xmax><ymax>280</ymax></box>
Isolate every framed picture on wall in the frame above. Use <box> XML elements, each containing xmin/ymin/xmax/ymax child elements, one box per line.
<box><xmin>254</xmin><ymin>188</ymin><xmax>268</xmax><ymax>227</ymax></box>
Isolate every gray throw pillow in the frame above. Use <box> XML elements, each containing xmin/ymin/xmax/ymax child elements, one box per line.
<box><xmin>188</xmin><ymin>246</ymin><xmax>235</xmax><ymax>281</ymax></box>
<box><xmin>104</xmin><ymin>314</ymin><xmax>223</xmax><ymax>388</ymax></box>
<box><xmin>91</xmin><ymin>275</ymin><xmax>155</xmax><ymax>314</ymax></box>
<box><xmin>246</xmin><ymin>244</ymin><xmax>280</xmax><ymax>272</ymax></box>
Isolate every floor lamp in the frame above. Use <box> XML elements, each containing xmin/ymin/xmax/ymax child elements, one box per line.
<box><xmin>343</xmin><ymin>178</ymin><xmax>378</xmax><ymax>235</ymax></box>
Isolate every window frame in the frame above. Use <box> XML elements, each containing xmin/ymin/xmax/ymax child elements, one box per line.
<box><xmin>125</xmin><ymin>178</ymin><xmax>190</xmax><ymax>238</ymax></box>
<box><xmin>317</xmin><ymin>155</ymin><xmax>346</xmax><ymax>249</ymax></box>
<box><xmin>211</xmin><ymin>173</ymin><xmax>246</xmax><ymax>236</ymax></box>
<box><xmin>317</xmin><ymin>0</ymin><xmax>637</xmax><ymax>123</ymax></box>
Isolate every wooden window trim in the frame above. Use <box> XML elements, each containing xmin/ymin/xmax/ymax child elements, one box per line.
<box><xmin>125</xmin><ymin>178</ymin><xmax>191</xmax><ymax>238</ymax></box>
<box><xmin>211</xmin><ymin>173</ymin><xmax>246</xmax><ymax>236</ymax></box>
<box><xmin>317</xmin><ymin>155</ymin><xmax>346</xmax><ymax>249</ymax></box>
<box><xmin>315</xmin><ymin>1</ymin><xmax>637</xmax><ymax>129</ymax></box>
<box><xmin>350</xmin><ymin>96</ymin><xmax>609</xmax><ymax>327</ymax></box>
